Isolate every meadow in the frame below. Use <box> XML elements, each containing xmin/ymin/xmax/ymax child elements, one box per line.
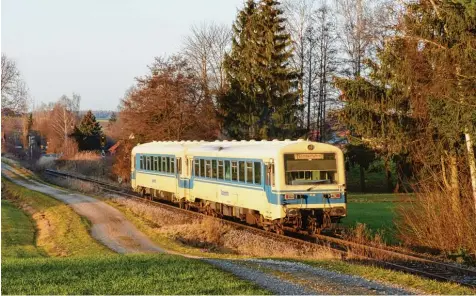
<box><xmin>0</xmin><ymin>179</ymin><xmax>268</xmax><ymax>295</ymax></box>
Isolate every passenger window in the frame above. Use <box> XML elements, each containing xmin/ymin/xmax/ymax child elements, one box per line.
<box><xmin>238</xmin><ymin>161</ymin><xmax>245</xmax><ymax>182</ymax></box>
<box><xmin>162</xmin><ymin>157</ymin><xmax>167</xmax><ymax>173</ymax></box>
<box><xmin>254</xmin><ymin>162</ymin><xmax>261</xmax><ymax>184</ymax></box>
<box><xmin>146</xmin><ymin>156</ymin><xmax>151</xmax><ymax>170</ymax></box>
<box><xmin>177</xmin><ymin>158</ymin><xmax>182</xmax><ymax>174</ymax></box>
<box><xmin>231</xmin><ymin>161</ymin><xmax>238</xmax><ymax>181</ymax></box>
<box><xmin>194</xmin><ymin>159</ymin><xmax>200</xmax><ymax>176</ymax></box>
<box><xmin>140</xmin><ymin>155</ymin><xmax>143</xmax><ymax>170</ymax></box>
<box><xmin>152</xmin><ymin>157</ymin><xmax>157</xmax><ymax>171</ymax></box>
<box><xmin>218</xmin><ymin>160</ymin><xmax>224</xmax><ymax>180</ymax></box>
<box><xmin>225</xmin><ymin>160</ymin><xmax>231</xmax><ymax>181</ymax></box>
<box><xmin>246</xmin><ymin>161</ymin><xmax>253</xmax><ymax>184</ymax></box>
<box><xmin>212</xmin><ymin>160</ymin><xmax>217</xmax><ymax>179</ymax></box>
<box><xmin>157</xmin><ymin>156</ymin><xmax>162</xmax><ymax>172</ymax></box>
<box><xmin>200</xmin><ymin>159</ymin><xmax>205</xmax><ymax>177</ymax></box>
<box><xmin>170</xmin><ymin>158</ymin><xmax>175</xmax><ymax>174</ymax></box>
<box><xmin>165</xmin><ymin>157</ymin><xmax>170</xmax><ymax>173</ymax></box>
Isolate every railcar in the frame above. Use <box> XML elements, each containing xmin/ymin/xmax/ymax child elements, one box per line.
<box><xmin>131</xmin><ymin>139</ymin><xmax>346</xmax><ymax>234</ymax></box>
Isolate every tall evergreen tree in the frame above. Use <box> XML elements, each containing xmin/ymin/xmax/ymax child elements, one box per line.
<box><xmin>219</xmin><ymin>0</ymin><xmax>301</xmax><ymax>139</ymax></box>
<box><xmin>73</xmin><ymin>110</ymin><xmax>103</xmax><ymax>151</ymax></box>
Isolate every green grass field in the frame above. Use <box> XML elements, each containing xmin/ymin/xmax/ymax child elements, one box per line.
<box><xmin>341</xmin><ymin>193</ymin><xmax>412</xmax><ymax>244</ymax></box>
<box><xmin>1</xmin><ymin>180</ymin><xmax>269</xmax><ymax>295</ymax></box>
<box><xmin>1</xmin><ymin>200</ymin><xmax>46</xmax><ymax>258</ymax></box>
<box><xmin>2</xmin><ymin>255</ymin><xmax>268</xmax><ymax>295</ymax></box>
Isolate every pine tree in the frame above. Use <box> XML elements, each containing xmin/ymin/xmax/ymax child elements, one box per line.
<box><xmin>219</xmin><ymin>0</ymin><xmax>300</xmax><ymax>140</ymax></box>
<box><xmin>74</xmin><ymin>110</ymin><xmax>103</xmax><ymax>150</ymax></box>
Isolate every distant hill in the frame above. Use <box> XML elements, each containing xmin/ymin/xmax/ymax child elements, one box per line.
<box><xmin>79</xmin><ymin>110</ymin><xmax>115</xmax><ymax>120</ymax></box>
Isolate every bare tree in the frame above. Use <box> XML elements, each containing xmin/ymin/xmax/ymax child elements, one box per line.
<box><xmin>1</xmin><ymin>54</ymin><xmax>28</xmax><ymax>114</ymax></box>
<box><xmin>48</xmin><ymin>94</ymin><xmax>81</xmax><ymax>154</ymax></box>
<box><xmin>182</xmin><ymin>22</ymin><xmax>232</xmax><ymax>99</ymax></box>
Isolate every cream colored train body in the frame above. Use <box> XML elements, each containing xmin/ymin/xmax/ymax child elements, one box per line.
<box><xmin>131</xmin><ymin>140</ymin><xmax>346</xmax><ymax>233</ymax></box>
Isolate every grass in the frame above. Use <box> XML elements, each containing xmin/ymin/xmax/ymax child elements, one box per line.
<box><xmin>297</xmin><ymin>259</ymin><xmax>475</xmax><ymax>295</ymax></box>
<box><xmin>2</xmin><ymin>179</ymin><xmax>112</xmax><ymax>257</ymax></box>
<box><xmin>2</xmin><ymin>255</ymin><xmax>270</xmax><ymax>295</ymax></box>
<box><xmin>1</xmin><ymin>200</ymin><xmax>46</xmax><ymax>258</ymax></box>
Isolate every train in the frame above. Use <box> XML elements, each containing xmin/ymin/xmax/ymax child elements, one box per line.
<box><xmin>131</xmin><ymin>139</ymin><xmax>346</xmax><ymax>234</ymax></box>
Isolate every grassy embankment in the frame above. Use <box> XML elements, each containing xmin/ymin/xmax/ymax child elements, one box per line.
<box><xmin>0</xmin><ymin>179</ymin><xmax>268</xmax><ymax>295</ymax></box>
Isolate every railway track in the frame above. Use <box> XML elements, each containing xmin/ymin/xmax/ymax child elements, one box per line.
<box><xmin>43</xmin><ymin>168</ymin><xmax>476</xmax><ymax>289</ymax></box>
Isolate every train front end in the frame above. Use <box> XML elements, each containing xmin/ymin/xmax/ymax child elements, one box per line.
<box><xmin>275</xmin><ymin>142</ymin><xmax>346</xmax><ymax>233</ymax></box>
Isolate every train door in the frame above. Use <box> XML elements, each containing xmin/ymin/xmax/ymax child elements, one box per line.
<box><xmin>131</xmin><ymin>153</ymin><xmax>136</xmax><ymax>188</ymax></box>
<box><xmin>264</xmin><ymin>160</ymin><xmax>277</xmax><ymax>217</ymax></box>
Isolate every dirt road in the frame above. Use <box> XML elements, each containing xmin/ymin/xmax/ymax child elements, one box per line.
<box><xmin>2</xmin><ymin>163</ymin><xmax>164</xmax><ymax>254</ymax></box>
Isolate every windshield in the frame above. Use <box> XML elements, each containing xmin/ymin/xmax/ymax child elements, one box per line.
<box><xmin>284</xmin><ymin>153</ymin><xmax>338</xmax><ymax>185</ymax></box>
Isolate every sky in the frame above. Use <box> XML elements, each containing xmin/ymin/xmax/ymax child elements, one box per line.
<box><xmin>2</xmin><ymin>0</ymin><xmax>245</xmax><ymax>110</ymax></box>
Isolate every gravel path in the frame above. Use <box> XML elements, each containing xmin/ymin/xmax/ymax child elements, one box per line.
<box><xmin>204</xmin><ymin>259</ymin><xmax>317</xmax><ymax>295</ymax></box>
<box><xmin>2</xmin><ymin>164</ymin><xmax>165</xmax><ymax>254</ymax></box>
<box><xmin>240</xmin><ymin>259</ymin><xmax>415</xmax><ymax>295</ymax></box>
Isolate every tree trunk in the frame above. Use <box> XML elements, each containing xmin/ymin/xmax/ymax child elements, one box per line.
<box><xmin>449</xmin><ymin>154</ymin><xmax>460</xmax><ymax>212</ymax></box>
<box><xmin>359</xmin><ymin>165</ymin><xmax>366</xmax><ymax>193</ymax></box>
<box><xmin>384</xmin><ymin>157</ymin><xmax>393</xmax><ymax>193</ymax></box>
<box><xmin>464</xmin><ymin>131</ymin><xmax>476</xmax><ymax>212</ymax></box>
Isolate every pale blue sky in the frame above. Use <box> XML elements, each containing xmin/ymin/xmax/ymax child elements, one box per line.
<box><xmin>2</xmin><ymin>0</ymin><xmax>244</xmax><ymax>110</ymax></box>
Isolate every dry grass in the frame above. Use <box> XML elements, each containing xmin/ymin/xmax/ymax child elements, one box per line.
<box><xmin>54</xmin><ymin>152</ymin><xmax>114</xmax><ymax>180</ymax></box>
<box><xmin>111</xmin><ymin>197</ymin><xmax>336</xmax><ymax>259</ymax></box>
<box><xmin>396</xmin><ymin>184</ymin><xmax>476</xmax><ymax>263</ymax></box>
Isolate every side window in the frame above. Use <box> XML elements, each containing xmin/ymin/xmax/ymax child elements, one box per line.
<box><xmin>200</xmin><ymin>159</ymin><xmax>205</xmax><ymax>177</ymax></box>
<box><xmin>157</xmin><ymin>156</ymin><xmax>162</xmax><ymax>172</ymax></box>
<box><xmin>225</xmin><ymin>160</ymin><xmax>231</xmax><ymax>181</ymax></box>
<box><xmin>162</xmin><ymin>157</ymin><xmax>167</xmax><ymax>173</ymax></box>
<box><xmin>246</xmin><ymin>161</ymin><xmax>253</xmax><ymax>184</ymax></box>
<box><xmin>238</xmin><ymin>161</ymin><xmax>245</xmax><ymax>182</ymax></box>
<box><xmin>146</xmin><ymin>156</ymin><xmax>151</xmax><ymax>170</ymax></box>
<box><xmin>153</xmin><ymin>156</ymin><xmax>157</xmax><ymax>171</ymax></box>
<box><xmin>218</xmin><ymin>160</ymin><xmax>224</xmax><ymax>180</ymax></box>
<box><xmin>194</xmin><ymin>159</ymin><xmax>200</xmax><ymax>176</ymax></box>
<box><xmin>205</xmin><ymin>160</ymin><xmax>212</xmax><ymax>178</ymax></box>
<box><xmin>140</xmin><ymin>155</ymin><xmax>143</xmax><ymax>170</ymax></box>
<box><xmin>231</xmin><ymin>161</ymin><xmax>238</xmax><ymax>181</ymax></box>
<box><xmin>166</xmin><ymin>157</ymin><xmax>170</xmax><ymax>173</ymax></box>
<box><xmin>212</xmin><ymin>159</ymin><xmax>217</xmax><ymax>179</ymax></box>
<box><xmin>170</xmin><ymin>158</ymin><xmax>175</xmax><ymax>174</ymax></box>
<box><xmin>266</xmin><ymin>164</ymin><xmax>275</xmax><ymax>186</ymax></box>
<box><xmin>177</xmin><ymin>158</ymin><xmax>182</xmax><ymax>174</ymax></box>
<box><xmin>254</xmin><ymin>162</ymin><xmax>261</xmax><ymax>184</ymax></box>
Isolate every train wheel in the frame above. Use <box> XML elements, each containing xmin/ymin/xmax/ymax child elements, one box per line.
<box><xmin>307</xmin><ymin>217</ymin><xmax>319</xmax><ymax>235</ymax></box>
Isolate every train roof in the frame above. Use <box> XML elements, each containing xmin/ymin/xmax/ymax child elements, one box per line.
<box><xmin>132</xmin><ymin>140</ymin><xmax>341</xmax><ymax>160</ymax></box>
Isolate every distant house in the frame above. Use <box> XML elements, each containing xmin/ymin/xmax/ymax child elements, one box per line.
<box><xmin>108</xmin><ymin>140</ymin><xmax>122</xmax><ymax>155</ymax></box>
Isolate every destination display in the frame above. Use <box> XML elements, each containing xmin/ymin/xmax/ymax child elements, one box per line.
<box><xmin>294</xmin><ymin>153</ymin><xmax>324</xmax><ymax>160</ymax></box>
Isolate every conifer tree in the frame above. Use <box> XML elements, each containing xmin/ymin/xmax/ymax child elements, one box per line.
<box><xmin>220</xmin><ymin>0</ymin><xmax>300</xmax><ymax>139</ymax></box>
<box><xmin>74</xmin><ymin>110</ymin><xmax>103</xmax><ymax>151</ymax></box>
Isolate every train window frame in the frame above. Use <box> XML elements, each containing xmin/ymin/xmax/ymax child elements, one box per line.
<box><xmin>246</xmin><ymin>161</ymin><xmax>253</xmax><ymax>184</ymax></box>
<box><xmin>170</xmin><ymin>158</ymin><xmax>175</xmax><ymax>174</ymax></box>
<box><xmin>205</xmin><ymin>160</ymin><xmax>212</xmax><ymax>178</ymax></box>
<box><xmin>177</xmin><ymin>158</ymin><xmax>182</xmax><ymax>175</ymax></box>
<box><xmin>139</xmin><ymin>155</ymin><xmax>144</xmax><ymax>170</ymax></box>
<box><xmin>254</xmin><ymin>162</ymin><xmax>261</xmax><ymax>184</ymax></box>
<box><xmin>212</xmin><ymin>159</ymin><xmax>217</xmax><ymax>179</ymax></box>
<box><xmin>162</xmin><ymin>157</ymin><xmax>167</xmax><ymax>173</ymax></box>
<box><xmin>165</xmin><ymin>157</ymin><xmax>170</xmax><ymax>173</ymax></box>
<box><xmin>231</xmin><ymin>161</ymin><xmax>238</xmax><ymax>181</ymax></box>
<box><xmin>157</xmin><ymin>156</ymin><xmax>162</xmax><ymax>172</ymax></box>
<box><xmin>225</xmin><ymin>160</ymin><xmax>231</xmax><ymax>181</ymax></box>
<box><xmin>146</xmin><ymin>156</ymin><xmax>151</xmax><ymax>170</ymax></box>
<box><xmin>200</xmin><ymin>159</ymin><xmax>205</xmax><ymax>177</ymax></box>
<box><xmin>153</xmin><ymin>156</ymin><xmax>157</xmax><ymax>171</ymax></box>
<box><xmin>238</xmin><ymin>161</ymin><xmax>245</xmax><ymax>183</ymax></box>
<box><xmin>194</xmin><ymin>159</ymin><xmax>200</xmax><ymax>177</ymax></box>
<box><xmin>218</xmin><ymin>160</ymin><xmax>224</xmax><ymax>180</ymax></box>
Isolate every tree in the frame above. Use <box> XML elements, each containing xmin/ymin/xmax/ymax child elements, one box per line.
<box><xmin>220</xmin><ymin>0</ymin><xmax>301</xmax><ymax>140</ymax></box>
<box><xmin>73</xmin><ymin>110</ymin><xmax>103</xmax><ymax>151</ymax></box>
<box><xmin>183</xmin><ymin>22</ymin><xmax>232</xmax><ymax>99</ymax></box>
<box><xmin>1</xmin><ymin>54</ymin><xmax>28</xmax><ymax>114</ymax></box>
<box><xmin>48</xmin><ymin>94</ymin><xmax>81</xmax><ymax>155</ymax></box>
<box><xmin>335</xmin><ymin>0</ymin><xmax>476</xmax><ymax>210</ymax></box>
<box><xmin>120</xmin><ymin>55</ymin><xmax>219</xmax><ymax>143</ymax></box>
<box><xmin>108</xmin><ymin>112</ymin><xmax>117</xmax><ymax>124</ymax></box>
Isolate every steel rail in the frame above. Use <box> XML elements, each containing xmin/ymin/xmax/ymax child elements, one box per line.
<box><xmin>44</xmin><ymin>168</ymin><xmax>476</xmax><ymax>289</ymax></box>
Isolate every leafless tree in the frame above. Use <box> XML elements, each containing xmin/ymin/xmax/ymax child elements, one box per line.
<box><xmin>1</xmin><ymin>54</ymin><xmax>29</xmax><ymax>114</ymax></box>
<box><xmin>48</xmin><ymin>94</ymin><xmax>81</xmax><ymax>154</ymax></box>
<box><xmin>182</xmin><ymin>22</ymin><xmax>232</xmax><ymax>99</ymax></box>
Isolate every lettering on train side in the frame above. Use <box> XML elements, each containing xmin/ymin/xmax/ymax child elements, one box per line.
<box><xmin>221</xmin><ymin>190</ymin><xmax>229</xmax><ymax>196</ymax></box>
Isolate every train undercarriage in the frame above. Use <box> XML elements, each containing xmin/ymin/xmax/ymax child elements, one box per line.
<box><xmin>136</xmin><ymin>186</ymin><xmax>345</xmax><ymax>235</ymax></box>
